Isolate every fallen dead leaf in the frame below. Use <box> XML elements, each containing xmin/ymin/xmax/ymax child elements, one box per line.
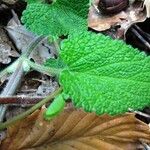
<box><xmin>6</xmin><ymin>11</ymin><xmax>56</xmax><ymax>64</ymax></box>
<box><xmin>88</xmin><ymin>0</ymin><xmax>146</xmax><ymax>38</ymax></box>
<box><xmin>0</xmin><ymin>28</ymin><xmax>19</xmax><ymax>64</ymax></box>
<box><xmin>1</xmin><ymin>106</ymin><xmax>150</xmax><ymax>150</ymax></box>
<box><xmin>143</xmin><ymin>0</ymin><xmax>150</xmax><ymax>18</ymax></box>
<box><xmin>2</xmin><ymin>0</ymin><xmax>18</xmax><ymax>5</ymax></box>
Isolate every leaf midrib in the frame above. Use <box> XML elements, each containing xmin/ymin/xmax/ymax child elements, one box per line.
<box><xmin>62</xmin><ymin>69</ymin><xmax>150</xmax><ymax>85</ymax></box>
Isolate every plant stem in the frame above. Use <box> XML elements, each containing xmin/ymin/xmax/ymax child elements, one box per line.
<box><xmin>27</xmin><ymin>59</ymin><xmax>61</xmax><ymax>76</ymax></box>
<box><xmin>1</xmin><ymin>60</ymin><xmax>23</xmax><ymax>96</ymax></box>
<box><xmin>0</xmin><ymin>61</ymin><xmax>24</xmax><ymax>121</ymax></box>
<box><xmin>0</xmin><ymin>68</ymin><xmax>8</xmax><ymax>79</ymax></box>
<box><xmin>24</xmin><ymin>36</ymin><xmax>45</xmax><ymax>57</ymax></box>
<box><xmin>0</xmin><ymin>87</ymin><xmax>62</xmax><ymax>130</ymax></box>
<box><xmin>0</xmin><ymin>58</ymin><xmax>20</xmax><ymax>79</ymax></box>
<box><xmin>53</xmin><ymin>39</ymin><xmax>60</xmax><ymax>55</ymax></box>
<box><xmin>0</xmin><ymin>36</ymin><xmax>45</xmax><ymax>122</ymax></box>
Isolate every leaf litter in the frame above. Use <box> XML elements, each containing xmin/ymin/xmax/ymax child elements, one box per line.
<box><xmin>1</xmin><ymin>106</ymin><xmax>150</xmax><ymax>150</ymax></box>
<box><xmin>0</xmin><ymin>28</ymin><xmax>19</xmax><ymax>64</ymax></box>
<box><xmin>88</xmin><ymin>0</ymin><xmax>147</xmax><ymax>38</ymax></box>
<box><xmin>0</xmin><ymin>0</ymin><xmax>150</xmax><ymax>149</ymax></box>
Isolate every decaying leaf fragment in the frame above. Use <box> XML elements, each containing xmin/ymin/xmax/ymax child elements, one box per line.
<box><xmin>88</xmin><ymin>0</ymin><xmax>146</xmax><ymax>36</ymax></box>
<box><xmin>1</xmin><ymin>0</ymin><xmax>18</xmax><ymax>5</ymax></box>
<box><xmin>0</xmin><ymin>28</ymin><xmax>19</xmax><ymax>64</ymax></box>
<box><xmin>143</xmin><ymin>0</ymin><xmax>150</xmax><ymax>18</ymax></box>
<box><xmin>1</xmin><ymin>106</ymin><xmax>150</xmax><ymax>150</ymax></box>
<box><xmin>6</xmin><ymin>12</ymin><xmax>55</xmax><ymax>64</ymax></box>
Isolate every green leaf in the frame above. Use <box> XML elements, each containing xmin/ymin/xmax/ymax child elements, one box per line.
<box><xmin>21</xmin><ymin>0</ymin><xmax>89</xmax><ymax>38</ymax></box>
<box><xmin>25</xmin><ymin>0</ymin><xmax>44</xmax><ymax>3</ymax></box>
<box><xmin>44</xmin><ymin>57</ymin><xmax>65</xmax><ymax>69</ymax></box>
<box><xmin>44</xmin><ymin>94</ymin><xmax>65</xmax><ymax>120</ymax></box>
<box><xmin>57</xmin><ymin>31</ymin><xmax>150</xmax><ymax>115</ymax></box>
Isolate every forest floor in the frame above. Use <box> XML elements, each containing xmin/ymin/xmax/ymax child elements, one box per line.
<box><xmin>0</xmin><ymin>0</ymin><xmax>150</xmax><ymax>149</ymax></box>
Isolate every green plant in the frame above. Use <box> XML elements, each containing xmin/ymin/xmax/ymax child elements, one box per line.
<box><xmin>21</xmin><ymin>0</ymin><xmax>89</xmax><ymax>38</ymax></box>
<box><xmin>0</xmin><ymin>0</ymin><xmax>150</xmax><ymax>129</ymax></box>
<box><xmin>9</xmin><ymin>30</ymin><xmax>149</xmax><ymax>121</ymax></box>
<box><xmin>44</xmin><ymin>31</ymin><xmax>150</xmax><ymax>119</ymax></box>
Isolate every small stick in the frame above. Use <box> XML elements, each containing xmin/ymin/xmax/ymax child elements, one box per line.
<box><xmin>130</xmin><ymin>27</ymin><xmax>150</xmax><ymax>50</ymax></box>
<box><xmin>0</xmin><ymin>87</ymin><xmax>62</xmax><ymax>130</ymax></box>
<box><xmin>140</xmin><ymin>141</ymin><xmax>150</xmax><ymax>150</ymax></box>
<box><xmin>133</xmin><ymin>25</ymin><xmax>150</xmax><ymax>42</ymax></box>
<box><xmin>0</xmin><ymin>97</ymin><xmax>44</xmax><ymax>105</ymax></box>
<box><xmin>128</xmin><ymin>108</ymin><xmax>150</xmax><ymax>118</ymax></box>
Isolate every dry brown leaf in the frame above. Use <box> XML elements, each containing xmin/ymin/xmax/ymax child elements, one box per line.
<box><xmin>143</xmin><ymin>0</ymin><xmax>150</xmax><ymax>18</ymax></box>
<box><xmin>0</xmin><ymin>28</ymin><xmax>19</xmax><ymax>64</ymax></box>
<box><xmin>6</xmin><ymin>13</ymin><xmax>56</xmax><ymax>64</ymax></box>
<box><xmin>1</xmin><ymin>106</ymin><xmax>150</xmax><ymax>150</ymax></box>
<box><xmin>88</xmin><ymin>0</ymin><xmax>146</xmax><ymax>37</ymax></box>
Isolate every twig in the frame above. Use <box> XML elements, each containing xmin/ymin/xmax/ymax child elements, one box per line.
<box><xmin>141</xmin><ymin>141</ymin><xmax>150</xmax><ymax>150</ymax></box>
<box><xmin>130</xmin><ymin>27</ymin><xmax>150</xmax><ymax>50</ymax></box>
<box><xmin>0</xmin><ymin>87</ymin><xmax>62</xmax><ymax>130</ymax></box>
<box><xmin>0</xmin><ymin>97</ymin><xmax>44</xmax><ymax>105</ymax></box>
<box><xmin>128</xmin><ymin>108</ymin><xmax>150</xmax><ymax>118</ymax></box>
<box><xmin>133</xmin><ymin>25</ymin><xmax>150</xmax><ymax>42</ymax></box>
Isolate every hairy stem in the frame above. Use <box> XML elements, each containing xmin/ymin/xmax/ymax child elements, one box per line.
<box><xmin>1</xmin><ymin>60</ymin><xmax>23</xmax><ymax>96</ymax></box>
<box><xmin>24</xmin><ymin>36</ymin><xmax>45</xmax><ymax>57</ymax></box>
<box><xmin>0</xmin><ymin>58</ymin><xmax>21</xmax><ymax>79</ymax></box>
<box><xmin>27</xmin><ymin>59</ymin><xmax>61</xmax><ymax>76</ymax></box>
<box><xmin>53</xmin><ymin>39</ymin><xmax>60</xmax><ymax>55</ymax></box>
<box><xmin>0</xmin><ymin>68</ymin><xmax>8</xmax><ymax>79</ymax></box>
<box><xmin>0</xmin><ymin>87</ymin><xmax>62</xmax><ymax>130</ymax></box>
<box><xmin>0</xmin><ymin>36</ymin><xmax>45</xmax><ymax>122</ymax></box>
